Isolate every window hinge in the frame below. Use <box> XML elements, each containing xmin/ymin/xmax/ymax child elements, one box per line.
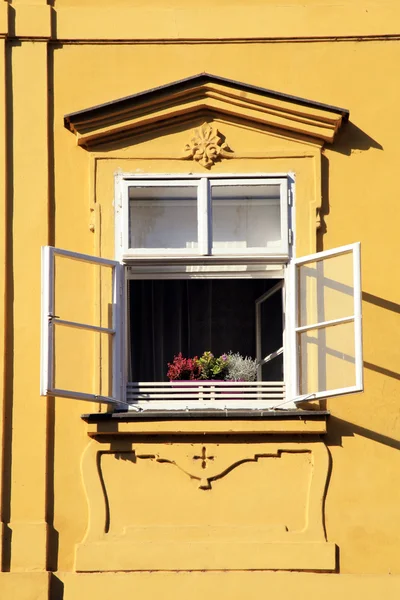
<box><xmin>288</xmin><ymin>229</ymin><xmax>293</xmax><ymax>245</ymax></box>
<box><xmin>288</xmin><ymin>188</ymin><xmax>292</xmax><ymax>206</ymax></box>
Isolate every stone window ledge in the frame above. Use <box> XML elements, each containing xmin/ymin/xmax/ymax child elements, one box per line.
<box><xmin>82</xmin><ymin>410</ymin><xmax>329</xmax><ymax>437</ymax></box>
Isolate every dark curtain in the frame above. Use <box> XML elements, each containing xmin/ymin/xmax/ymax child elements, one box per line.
<box><xmin>129</xmin><ymin>279</ymin><xmax>282</xmax><ymax>381</ymax></box>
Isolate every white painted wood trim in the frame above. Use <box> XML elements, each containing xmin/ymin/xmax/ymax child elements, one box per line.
<box><xmin>294</xmin><ymin>242</ymin><xmax>360</xmax><ymax>265</ymax></box>
<box><xmin>40</xmin><ymin>246</ymin><xmax>123</xmax><ymax>405</ymax></box>
<box><xmin>295</xmin><ymin>315</ymin><xmax>355</xmax><ymax>334</ymax></box>
<box><xmin>291</xmin><ymin>242</ymin><xmax>363</xmax><ymax>403</ymax></box>
<box><xmin>198</xmin><ymin>177</ymin><xmax>209</xmax><ymax>255</ymax></box>
<box><xmin>40</xmin><ymin>246</ymin><xmax>52</xmax><ymax>396</ymax></box>
<box><xmin>53</xmin><ymin>319</ymin><xmax>116</xmax><ymax>335</ymax></box>
<box><xmin>353</xmin><ymin>242</ymin><xmax>364</xmax><ymax>391</ymax></box>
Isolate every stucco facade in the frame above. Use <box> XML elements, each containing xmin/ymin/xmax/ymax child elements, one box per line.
<box><xmin>0</xmin><ymin>1</ymin><xmax>399</xmax><ymax>598</ymax></box>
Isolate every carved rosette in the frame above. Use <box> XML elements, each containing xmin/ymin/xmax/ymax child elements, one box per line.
<box><xmin>183</xmin><ymin>123</ymin><xmax>233</xmax><ymax>169</ymax></box>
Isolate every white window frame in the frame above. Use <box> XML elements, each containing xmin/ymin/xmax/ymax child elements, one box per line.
<box><xmin>118</xmin><ymin>173</ymin><xmax>291</xmax><ymax>410</ymax></box>
<box><xmin>40</xmin><ymin>174</ymin><xmax>364</xmax><ymax>411</ymax></box>
<box><xmin>40</xmin><ymin>246</ymin><xmax>124</xmax><ymax>405</ymax></box>
<box><xmin>288</xmin><ymin>242</ymin><xmax>363</xmax><ymax>404</ymax></box>
<box><xmin>115</xmin><ymin>174</ymin><xmax>290</xmax><ymax>262</ymax></box>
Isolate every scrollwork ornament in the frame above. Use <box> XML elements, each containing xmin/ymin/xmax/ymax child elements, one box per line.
<box><xmin>183</xmin><ymin>123</ymin><xmax>233</xmax><ymax>169</ymax></box>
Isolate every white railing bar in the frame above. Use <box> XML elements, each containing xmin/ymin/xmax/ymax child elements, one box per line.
<box><xmin>127</xmin><ymin>394</ymin><xmax>285</xmax><ymax>400</ymax></box>
<box><xmin>128</xmin><ymin>389</ymin><xmax>285</xmax><ymax>394</ymax></box>
<box><xmin>127</xmin><ymin>381</ymin><xmax>285</xmax><ymax>387</ymax></box>
<box><xmin>128</xmin><ymin>393</ymin><xmax>284</xmax><ymax>396</ymax></box>
<box><xmin>52</xmin><ymin>318</ymin><xmax>115</xmax><ymax>335</ymax></box>
<box><xmin>295</xmin><ymin>315</ymin><xmax>354</xmax><ymax>334</ymax></box>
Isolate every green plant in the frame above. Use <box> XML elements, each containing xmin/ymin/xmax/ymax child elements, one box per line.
<box><xmin>195</xmin><ymin>351</ymin><xmax>230</xmax><ymax>380</ymax></box>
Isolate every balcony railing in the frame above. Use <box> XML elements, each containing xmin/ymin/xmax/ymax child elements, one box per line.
<box><xmin>127</xmin><ymin>380</ymin><xmax>285</xmax><ymax>409</ymax></box>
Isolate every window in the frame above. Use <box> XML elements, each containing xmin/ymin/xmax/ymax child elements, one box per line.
<box><xmin>41</xmin><ymin>174</ymin><xmax>363</xmax><ymax>411</ymax></box>
<box><xmin>116</xmin><ymin>177</ymin><xmax>289</xmax><ymax>259</ymax></box>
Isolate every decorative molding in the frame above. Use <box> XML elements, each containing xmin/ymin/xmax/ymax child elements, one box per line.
<box><xmin>76</xmin><ymin>438</ymin><xmax>334</xmax><ymax>572</ymax></box>
<box><xmin>79</xmin><ymin>439</ymin><xmax>330</xmax><ymax>538</ymax></box>
<box><xmin>183</xmin><ymin>122</ymin><xmax>234</xmax><ymax>168</ymax></box>
<box><xmin>125</xmin><ymin>446</ymin><xmax>287</xmax><ymax>491</ymax></box>
<box><xmin>64</xmin><ymin>73</ymin><xmax>349</xmax><ymax>148</ymax></box>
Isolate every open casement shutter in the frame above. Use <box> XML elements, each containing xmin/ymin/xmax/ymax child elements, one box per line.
<box><xmin>255</xmin><ymin>281</ymin><xmax>284</xmax><ymax>381</ymax></box>
<box><xmin>290</xmin><ymin>242</ymin><xmax>363</xmax><ymax>404</ymax></box>
<box><xmin>40</xmin><ymin>246</ymin><xmax>124</xmax><ymax>405</ymax></box>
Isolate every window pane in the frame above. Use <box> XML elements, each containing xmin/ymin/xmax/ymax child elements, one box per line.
<box><xmin>258</xmin><ymin>287</ymin><xmax>284</xmax><ymax>381</ymax></box>
<box><xmin>129</xmin><ymin>186</ymin><xmax>198</xmax><ymax>249</ymax></box>
<box><xmin>298</xmin><ymin>321</ymin><xmax>356</xmax><ymax>395</ymax></box>
<box><xmin>211</xmin><ymin>184</ymin><xmax>281</xmax><ymax>251</ymax></box>
<box><xmin>297</xmin><ymin>251</ymin><xmax>354</xmax><ymax>327</ymax></box>
<box><xmin>53</xmin><ymin>324</ymin><xmax>113</xmax><ymax>397</ymax></box>
<box><xmin>54</xmin><ymin>254</ymin><xmax>114</xmax><ymax>328</ymax></box>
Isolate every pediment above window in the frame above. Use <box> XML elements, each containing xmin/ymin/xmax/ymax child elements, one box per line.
<box><xmin>64</xmin><ymin>73</ymin><xmax>349</xmax><ymax>149</ymax></box>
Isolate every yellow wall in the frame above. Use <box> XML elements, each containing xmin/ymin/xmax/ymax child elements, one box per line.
<box><xmin>0</xmin><ymin>1</ymin><xmax>400</xmax><ymax>599</ymax></box>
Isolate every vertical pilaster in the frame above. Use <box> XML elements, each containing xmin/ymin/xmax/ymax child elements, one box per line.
<box><xmin>9</xmin><ymin>35</ymin><xmax>50</xmax><ymax>570</ymax></box>
<box><xmin>0</xmin><ymin>8</ymin><xmax>7</xmax><ymax>571</ymax></box>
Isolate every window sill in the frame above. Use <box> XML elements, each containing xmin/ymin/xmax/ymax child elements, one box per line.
<box><xmin>82</xmin><ymin>409</ymin><xmax>329</xmax><ymax>437</ymax></box>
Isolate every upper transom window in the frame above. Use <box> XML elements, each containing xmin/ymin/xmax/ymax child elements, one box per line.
<box><xmin>118</xmin><ymin>177</ymin><xmax>289</xmax><ymax>260</ymax></box>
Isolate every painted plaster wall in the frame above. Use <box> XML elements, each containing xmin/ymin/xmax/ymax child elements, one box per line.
<box><xmin>0</xmin><ymin>1</ymin><xmax>399</xmax><ymax>599</ymax></box>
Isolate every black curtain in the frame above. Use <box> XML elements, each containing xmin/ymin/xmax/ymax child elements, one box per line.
<box><xmin>129</xmin><ymin>279</ymin><xmax>282</xmax><ymax>381</ymax></box>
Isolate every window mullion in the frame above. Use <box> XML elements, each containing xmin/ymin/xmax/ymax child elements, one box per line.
<box><xmin>280</xmin><ymin>178</ymin><xmax>289</xmax><ymax>255</ymax></box>
<box><xmin>198</xmin><ymin>178</ymin><xmax>210</xmax><ymax>255</ymax></box>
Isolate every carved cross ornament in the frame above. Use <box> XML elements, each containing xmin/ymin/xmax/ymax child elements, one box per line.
<box><xmin>183</xmin><ymin>123</ymin><xmax>233</xmax><ymax>169</ymax></box>
<box><xmin>193</xmin><ymin>446</ymin><xmax>215</xmax><ymax>470</ymax></box>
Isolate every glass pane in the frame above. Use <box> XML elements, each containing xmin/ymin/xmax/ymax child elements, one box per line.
<box><xmin>298</xmin><ymin>321</ymin><xmax>356</xmax><ymax>395</ymax></box>
<box><xmin>129</xmin><ymin>185</ymin><xmax>198</xmax><ymax>249</ymax></box>
<box><xmin>261</xmin><ymin>359</ymin><xmax>283</xmax><ymax>382</ymax></box>
<box><xmin>211</xmin><ymin>184</ymin><xmax>281</xmax><ymax>251</ymax></box>
<box><xmin>54</xmin><ymin>255</ymin><xmax>114</xmax><ymax>328</ymax></box>
<box><xmin>298</xmin><ymin>251</ymin><xmax>354</xmax><ymax>327</ymax></box>
<box><xmin>258</xmin><ymin>287</ymin><xmax>284</xmax><ymax>381</ymax></box>
<box><xmin>53</xmin><ymin>324</ymin><xmax>113</xmax><ymax>397</ymax></box>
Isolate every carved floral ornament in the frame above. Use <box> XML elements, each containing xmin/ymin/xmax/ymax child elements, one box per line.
<box><xmin>183</xmin><ymin>123</ymin><xmax>234</xmax><ymax>169</ymax></box>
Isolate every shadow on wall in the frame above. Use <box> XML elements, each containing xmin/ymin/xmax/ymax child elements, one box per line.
<box><xmin>317</xmin><ymin>289</ymin><xmax>400</xmax><ymax>413</ymax></box>
<box><xmin>326</xmin><ymin>416</ymin><xmax>400</xmax><ymax>451</ymax></box>
<box><xmin>331</xmin><ymin>121</ymin><xmax>384</xmax><ymax>157</ymax></box>
<box><xmin>317</xmin><ymin>121</ymin><xmax>383</xmax><ymax>250</ymax></box>
<box><xmin>362</xmin><ymin>291</ymin><xmax>400</xmax><ymax>383</ymax></box>
<box><xmin>317</xmin><ymin>120</ymin><xmax>398</xmax><ymax>399</ymax></box>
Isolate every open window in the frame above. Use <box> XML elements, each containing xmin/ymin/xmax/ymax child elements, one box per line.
<box><xmin>40</xmin><ymin>178</ymin><xmax>363</xmax><ymax>412</ymax></box>
<box><xmin>40</xmin><ymin>246</ymin><xmax>124</xmax><ymax>405</ymax></box>
<box><xmin>292</xmin><ymin>242</ymin><xmax>363</xmax><ymax>403</ymax></box>
<box><xmin>126</xmin><ymin>277</ymin><xmax>286</xmax><ymax>409</ymax></box>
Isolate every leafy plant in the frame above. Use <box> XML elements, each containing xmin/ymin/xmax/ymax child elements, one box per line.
<box><xmin>166</xmin><ymin>350</ymin><xmax>258</xmax><ymax>383</ymax></box>
<box><xmin>225</xmin><ymin>352</ymin><xmax>258</xmax><ymax>382</ymax></box>
<box><xmin>167</xmin><ymin>353</ymin><xmax>202</xmax><ymax>381</ymax></box>
<box><xmin>195</xmin><ymin>351</ymin><xmax>230</xmax><ymax>380</ymax></box>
